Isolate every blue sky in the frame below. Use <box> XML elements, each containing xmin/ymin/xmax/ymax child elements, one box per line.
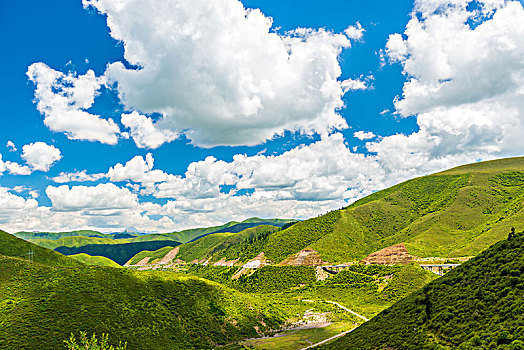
<box><xmin>1</xmin><ymin>0</ymin><xmax>524</xmax><ymax>232</ymax></box>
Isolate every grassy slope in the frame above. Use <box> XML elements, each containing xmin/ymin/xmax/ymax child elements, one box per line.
<box><xmin>0</xmin><ymin>229</ymin><xmax>82</xmax><ymax>268</ymax></box>
<box><xmin>257</xmin><ymin>157</ymin><xmax>524</xmax><ymax>263</ymax></box>
<box><xmin>69</xmin><ymin>253</ymin><xmax>122</xmax><ymax>268</ymax></box>
<box><xmin>0</xmin><ymin>231</ymin><xmax>296</xmax><ymax>350</ymax></box>
<box><xmin>0</xmin><ymin>257</ymin><xmax>295</xmax><ymax>350</ymax></box>
<box><xmin>322</xmin><ymin>233</ymin><xmax>524</xmax><ymax>350</ymax></box>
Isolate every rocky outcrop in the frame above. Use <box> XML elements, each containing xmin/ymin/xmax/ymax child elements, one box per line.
<box><xmin>158</xmin><ymin>247</ymin><xmax>180</xmax><ymax>265</ymax></box>
<box><xmin>360</xmin><ymin>243</ymin><xmax>417</xmax><ymax>265</ymax></box>
<box><xmin>279</xmin><ymin>249</ymin><xmax>326</xmax><ymax>266</ymax></box>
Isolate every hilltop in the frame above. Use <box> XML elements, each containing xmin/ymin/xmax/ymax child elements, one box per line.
<box><xmin>321</xmin><ymin>232</ymin><xmax>524</xmax><ymax>349</ymax></box>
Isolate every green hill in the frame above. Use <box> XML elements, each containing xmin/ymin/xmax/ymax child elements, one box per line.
<box><xmin>69</xmin><ymin>253</ymin><xmax>121</xmax><ymax>268</ymax></box>
<box><xmin>260</xmin><ymin>156</ymin><xmax>524</xmax><ymax>263</ymax></box>
<box><xmin>0</xmin><ymin>229</ymin><xmax>82</xmax><ymax>267</ymax></box>
<box><xmin>0</xmin><ymin>230</ymin><xmax>299</xmax><ymax>350</ymax></box>
<box><xmin>321</xmin><ymin>232</ymin><xmax>524</xmax><ymax>349</ymax></box>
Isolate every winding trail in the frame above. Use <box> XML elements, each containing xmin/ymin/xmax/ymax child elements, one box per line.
<box><xmin>299</xmin><ymin>300</ymin><xmax>369</xmax><ymax>349</ymax></box>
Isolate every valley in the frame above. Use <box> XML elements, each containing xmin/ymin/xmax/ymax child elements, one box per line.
<box><xmin>3</xmin><ymin>157</ymin><xmax>524</xmax><ymax>349</ymax></box>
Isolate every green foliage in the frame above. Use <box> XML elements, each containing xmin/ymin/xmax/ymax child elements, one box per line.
<box><xmin>0</xmin><ymin>256</ymin><xmax>291</xmax><ymax>350</ymax></box>
<box><xmin>318</xmin><ymin>270</ymin><xmax>375</xmax><ymax>286</ymax></box>
<box><xmin>64</xmin><ymin>332</ymin><xmax>127</xmax><ymax>350</ymax></box>
<box><xmin>345</xmin><ymin>264</ymin><xmax>401</xmax><ymax>277</ymax></box>
<box><xmin>69</xmin><ymin>254</ymin><xmax>121</xmax><ymax>268</ymax></box>
<box><xmin>380</xmin><ymin>264</ymin><xmax>437</xmax><ymax>301</ymax></box>
<box><xmin>322</xmin><ymin>234</ymin><xmax>524</xmax><ymax>349</ymax></box>
<box><xmin>263</xmin><ymin>210</ymin><xmax>341</xmax><ymax>263</ymax></box>
<box><xmin>235</xmin><ymin>266</ymin><xmax>316</xmax><ymax>293</ymax></box>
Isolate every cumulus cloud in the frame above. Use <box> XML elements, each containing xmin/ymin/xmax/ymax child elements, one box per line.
<box><xmin>52</xmin><ymin>170</ymin><xmax>106</xmax><ymax>183</ymax></box>
<box><xmin>6</xmin><ymin>141</ymin><xmax>16</xmax><ymax>152</ymax></box>
<box><xmin>353</xmin><ymin>131</ymin><xmax>376</xmax><ymax>140</ymax></box>
<box><xmin>120</xmin><ymin>112</ymin><xmax>178</xmax><ymax>149</ymax></box>
<box><xmin>0</xmin><ymin>152</ymin><xmax>32</xmax><ymax>176</ymax></box>
<box><xmin>344</xmin><ymin>22</ymin><xmax>365</xmax><ymax>40</ymax></box>
<box><xmin>376</xmin><ymin>0</ymin><xmax>524</xmax><ymax>166</ymax></box>
<box><xmin>82</xmin><ymin>0</ymin><xmax>360</xmax><ymax>147</ymax></box>
<box><xmin>27</xmin><ymin>62</ymin><xmax>120</xmax><ymax>144</ymax></box>
<box><xmin>45</xmin><ymin>183</ymin><xmax>138</xmax><ymax>212</ymax></box>
<box><xmin>108</xmin><ymin>153</ymin><xmax>169</xmax><ymax>194</ymax></box>
<box><xmin>21</xmin><ymin>142</ymin><xmax>62</xmax><ymax>172</ymax></box>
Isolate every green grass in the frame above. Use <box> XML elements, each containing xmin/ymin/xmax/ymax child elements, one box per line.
<box><xmin>240</xmin><ymin>322</ymin><xmax>356</xmax><ymax>350</ymax></box>
<box><xmin>69</xmin><ymin>253</ymin><xmax>121</xmax><ymax>268</ymax></box>
<box><xmin>0</xmin><ymin>229</ymin><xmax>82</xmax><ymax>268</ymax></box>
<box><xmin>321</xmin><ymin>233</ymin><xmax>524</xmax><ymax>349</ymax></box>
<box><xmin>0</xmin><ymin>256</ymin><xmax>298</xmax><ymax>350</ymax></box>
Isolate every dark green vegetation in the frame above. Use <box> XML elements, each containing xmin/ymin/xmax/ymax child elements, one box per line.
<box><xmin>55</xmin><ymin>240</ymin><xmax>180</xmax><ymax>265</ymax></box>
<box><xmin>322</xmin><ymin>233</ymin><xmax>524</xmax><ymax>350</ymax></box>
<box><xmin>0</xmin><ymin>231</ymin><xmax>296</xmax><ymax>350</ymax></box>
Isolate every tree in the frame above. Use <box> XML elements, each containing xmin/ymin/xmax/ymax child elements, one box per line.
<box><xmin>64</xmin><ymin>332</ymin><xmax>127</xmax><ymax>350</ymax></box>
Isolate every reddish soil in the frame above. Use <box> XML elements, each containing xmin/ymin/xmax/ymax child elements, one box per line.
<box><xmin>279</xmin><ymin>249</ymin><xmax>327</xmax><ymax>266</ymax></box>
<box><xmin>360</xmin><ymin>243</ymin><xmax>417</xmax><ymax>264</ymax></box>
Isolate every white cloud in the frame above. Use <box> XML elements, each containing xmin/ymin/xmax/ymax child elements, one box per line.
<box><xmin>27</xmin><ymin>62</ymin><xmax>120</xmax><ymax>144</ymax></box>
<box><xmin>0</xmin><ymin>152</ymin><xmax>32</xmax><ymax>176</ymax></box>
<box><xmin>344</xmin><ymin>22</ymin><xmax>365</xmax><ymax>40</ymax></box>
<box><xmin>6</xmin><ymin>141</ymin><xmax>16</xmax><ymax>152</ymax></box>
<box><xmin>52</xmin><ymin>170</ymin><xmax>106</xmax><ymax>183</ymax></box>
<box><xmin>377</xmin><ymin>0</ymin><xmax>524</xmax><ymax>165</ymax></box>
<box><xmin>341</xmin><ymin>78</ymin><xmax>370</xmax><ymax>91</ymax></box>
<box><xmin>121</xmin><ymin>112</ymin><xmax>178</xmax><ymax>149</ymax></box>
<box><xmin>108</xmin><ymin>153</ymin><xmax>169</xmax><ymax>194</ymax></box>
<box><xmin>21</xmin><ymin>142</ymin><xmax>62</xmax><ymax>172</ymax></box>
<box><xmin>353</xmin><ymin>131</ymin><xmax>376</xmax><ymax>140</ymax></box>
<box><xmin>83</xmin><ymin>0</ymin><xmax>357</xmax><ymax>147</ymax></box>
<box><xmin>45</xmin><ymin>183</ymin><xmax>138</xmax><ymax>211</ymax></box>
<box><xmin>4</xmin><ymin>161</ymin><xmax>32</xmax><ymax>176</ymax></box>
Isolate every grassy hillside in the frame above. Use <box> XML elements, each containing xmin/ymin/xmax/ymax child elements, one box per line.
<box><xmin>321</xmin><ymin>233</ymin><xmax>524</xmax><ymax>349</ymax></box>
<box><xmin>69</xmin><ymin>253</ymin><xmax>121</xmax><ymax>268</ymax></box>
<box><xmin>0</xmin><ymin>229</ymin><xmax>82</xmax><ymax>267</ymax></box>
<box><xmin>14</xmin><ymin>230</ymin><xmax>107</xmax><ymax>241</ymax></box>
<box><xmin>0</xmin><ymin>255</ymin><xmax>296</xmax><ymax>350</ymax></box>
<box><xmin>251</xmin><ymin>157</ymin><xmax>524</xmax><ymax>264</ymax></box>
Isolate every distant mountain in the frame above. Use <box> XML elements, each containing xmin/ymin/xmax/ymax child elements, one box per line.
<box><xmin>321</xmin><ymin>232</ymin><xmax>524</xmax><ymax>349</ymax></box>
<box><xmin>187</xmin><ymin>218</ymin><xmax>296</xmax><ymax>242</ymax></box>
